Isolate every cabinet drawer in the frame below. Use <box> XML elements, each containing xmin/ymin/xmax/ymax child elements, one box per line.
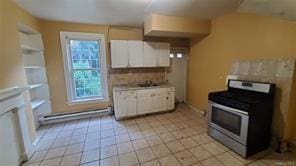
<box><xmin>165</xmin><ymin>87</ymin><xmax>175</xmax><ymax>92</ymax></box>
<box><xmin>115</xmin><ymin>90</ymin><xmax>136</xmax><ymax>96</ymax></box>
<box><xmin>136</xmin><ymin>87</ymin><xmax>175</xmax><ymax>95</ymax></box>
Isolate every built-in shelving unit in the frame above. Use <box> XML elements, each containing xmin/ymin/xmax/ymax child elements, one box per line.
<box><xmin>18</xmin><ymin>25</ymin><xmax>52</xmax><ymax>128</ymax></box>
<box><xmin>31</xmin><ymin>99</ymin><xmax>47</xmax><ymax>109</ymax></box>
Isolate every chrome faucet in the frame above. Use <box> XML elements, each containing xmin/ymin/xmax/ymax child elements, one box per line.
<box><xmin>145</xmin><ymin>80</ymin><xmax>153</xmax><ymax>85</ymax></box>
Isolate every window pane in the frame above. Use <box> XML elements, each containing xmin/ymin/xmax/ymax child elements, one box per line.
<box><xmin>73</xmin><ymin>70</ymin><xmax>102</xmax><ymax>99</ymax></box>
<box><xmin>169</xmin><ymin>53</ymin><xmax>174</xmax><ymax>58</ymax></box>
<box><xmin>70</xmin><ymin>40</ymin><xmax>100</xmax><ymax>69</ymax></box>
<box><xmin>177</xmin><ymin>53</ymin><xmax>183</xmax><ymax>58</ymax></box>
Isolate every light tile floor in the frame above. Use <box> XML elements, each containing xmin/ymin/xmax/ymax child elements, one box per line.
<box><xmin>23</xmin><ymin>104</ymin><xmax>296</xmax><ymax>166</ymax></box>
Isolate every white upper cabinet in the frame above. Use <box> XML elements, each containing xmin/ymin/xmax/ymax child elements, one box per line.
<box><xmin>143</xmin><ymin>42</ymin><xmax>158</xmax><ymax>67</ymax></box>
<box><xmin>128</xmin><ymin>41</ymin><xmax>143</xmax><ymax>67</ymax></box>
<box><xmin>111</xmin><ymin>40</ymin><xmax>170</xmax><ymax>68</ymax></box>
<box><xmin>157</xmin><ymin>43</ymin><xmax>170</xmax><ymax>67</ymax></box>
<box><xmin>111</xmin><ymin>40</ymin><xmax>128</xmax><ymax>68</ymax></box>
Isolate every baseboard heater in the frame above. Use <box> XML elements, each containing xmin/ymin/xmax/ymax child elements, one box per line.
<box><xmin>39</xmin><ymin>107</ymin><xmax>112</xmax><ymax>124</ymax></box>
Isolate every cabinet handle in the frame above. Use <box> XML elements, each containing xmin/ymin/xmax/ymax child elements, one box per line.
<box><xmin>166</xmin><ymin>97</ymin><xmax>169</xmax><ymax>99</ymax></box>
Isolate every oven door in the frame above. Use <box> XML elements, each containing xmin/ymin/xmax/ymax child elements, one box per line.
<box><xmin>208</xmin><ymin>101</ymin><xmax>249</xmax><ymax>145</ymax></box>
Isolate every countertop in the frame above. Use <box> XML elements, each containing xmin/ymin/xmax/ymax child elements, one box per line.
<box><xmin>113</xmin><ymin>84</ymin><xmax>174</xmax><ymax>91</ymax></box>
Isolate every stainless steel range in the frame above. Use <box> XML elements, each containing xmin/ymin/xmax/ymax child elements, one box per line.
<box><xmin>208</xmin><ymin>80</ymin><xmax>275</xmax><ymax>158</ymax></box>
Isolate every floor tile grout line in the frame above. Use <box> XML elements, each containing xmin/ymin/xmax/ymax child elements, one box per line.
<box><xmin>25</xmin><ymin>107</ymin><xmax>243</xmax><ymax>166</ymax></box>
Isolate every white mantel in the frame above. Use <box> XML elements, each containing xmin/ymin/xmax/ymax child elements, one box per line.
<box><xmin>0</xmin><ymin>87</ymin><xmax>28</xmax><ymax>115</ymax></box>
<box><xmin>0</xmin><ymin>86</ymin><xmax>33</xmax><ymax>166</ymax></box>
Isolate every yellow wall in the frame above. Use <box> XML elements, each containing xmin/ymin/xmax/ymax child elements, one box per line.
<box><xmin>145</xmin><ymin>14</ymin><xmax>210</xmax><ymax>38</ymax></box>
<box><xmin>0</xmin><ymin>0</ymin><xmax>42</xmax><ymax>142</ymax></box>
<box><xmin>40</xmin><ymin>21</ymin><xmax>110</xmax><ymax>114</ymax></box>
<box><xmin>0</xmin><ymin>1</ymin><xmax>3</xmax><ymax>67</ymax></box>
<box><xmin>285</xmin><ymin>71</ymin><xmax>296</xmax><ymax>140</ymax></box>
<box><xmin>40</xmin><ymin>21</ymin><xmax>144</xmax><ymax>113</ymax></box>
<box><xmin>109</xmin><ymin>27</ymin><xmax>143</xmax><ymax>41</ymax></box>
<box><xmin>187</xmin><ymin>12</ymin><xmax>296</xmax><ymax>111</ymax></box>
<box><xmin>187</xmin><ymin>12</ymin><xmax>296</xmax><ymax>140</ymax></box>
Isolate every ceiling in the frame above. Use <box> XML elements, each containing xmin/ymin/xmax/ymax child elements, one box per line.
<box><xmin>14</xmin><ymin>0</ymin><xmax>296</xmax><ymax>27</ymax></box>
<box><xmin>238</xmin><ymin>0</ymin><xmax>296</xmax><ymax>21</ymax></box>
<box><xmin>14</xmin><ymin>0</ymin><xmax>241</xmax><ymax>26</ymax></box>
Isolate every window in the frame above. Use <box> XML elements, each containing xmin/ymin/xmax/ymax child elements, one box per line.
<box><xmin>60</xmin><ymin>32</ymin><xmax>109</xmax><ymax>104</ymax></box>
<box><xmin>169</xmin><ymin>52</ymin><xmax>184</xmax><ymax>59</ymax></box>
<box><xmin>177</xmin><ymin>53</ymin><xmax>183</xmax><ymax>58</ymax></box>
<box><xmin>169</xmin><ymin>53</ymin><xmax>174</xmax><ymax>58</ymax></box>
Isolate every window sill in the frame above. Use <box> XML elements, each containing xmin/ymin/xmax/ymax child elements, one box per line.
<box><xmin>67</xmin><ymin>97</ymin><xmax>109</xmax><ymax>105</ymax></box>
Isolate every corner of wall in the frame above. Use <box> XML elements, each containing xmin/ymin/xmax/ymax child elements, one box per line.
<box><xmin>284</xmin><ymin>59</ymin><xmax>296</xmax><ymax>141</ymax></box>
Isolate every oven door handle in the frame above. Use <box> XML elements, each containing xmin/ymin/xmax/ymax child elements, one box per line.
<box><xmin>210</xmin><ymin>102</ymin><xmax>249</xmax><ymax>116</ymax></box>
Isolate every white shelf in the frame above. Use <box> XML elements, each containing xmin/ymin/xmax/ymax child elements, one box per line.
<box><xmin>19</xmin><ymin>32</ymin><xmax>44</xmax><ymax>51</ymax></box>
<box><xmin>19</xmin><ymin>30</ymin><xmax>52</xmax><ymax>119</ymax></box>
<box><xmin>23</xmin><ymin>52</ymin><xmax>45</xmax><ymax>67</ymax></box>
<box><xmin>29</xmin><ymin>83</ymin><xmax>44</xmax><ymax>89</ymax></box>
<box><xmin>24</xmin><ymin>66</ymin><xmax>43</xmax><ymax>69</ymax></box>
<box><xmin>21</xmin><ymin>44</ymin><xmax>42</xmax><ymax>52</ymax></box>
<box><xmin>31</xmin><ymin>99</ymin><xmax>46</xmax><ymax>110</ymax></box>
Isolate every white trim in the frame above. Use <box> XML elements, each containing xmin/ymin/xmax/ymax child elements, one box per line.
<box><xmin>0</xmin><ymin>86</ymin><xmax>34</xmax><ymax>164</ymax></box>
<box><xmin>60</xmin><ymin>31</ymin><xmax>109</xmax><ymax>104</ymax></box>
<box><xmin>184</xmin><ymin>102</ymin><xmax>206</xmax><ymax>116</ymax></box>
<box><xmin>168</xmin><ymin>47</ymin><xmax>188</xmax><ymax>103</ymax></box>
<box><xmin>184</xmin><ymin>50</ymin><xmax>188</xmax><ymax>103</ymax></box>
<box><xmin>67</xmin><ymin>97</ymin><xmax>109</xmax><ymax>105</ymax></box>
<box><xmin>39</xmin><ymin>107</ymin><xmax>111</xmax><ymax>124</ymax></box>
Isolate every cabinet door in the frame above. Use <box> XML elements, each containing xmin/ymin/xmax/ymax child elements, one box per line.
<box><xmin>166</xmin><ymin>92</ymin><xmax>175</xmax><ymax>110</ymax></box>
<box><xmin>157</xmin><ymin>43</ymin><xmax>170</xmax><ymax>67</ymax></box>
<box><xmin>114</xmin><ymin>92</ymin><xmax>127</xmax><ymax>119</ymax></box>
<box><xmin>152</xmin><ymin>93</ymin><xmax>167</xmax><ymax>112</ymax></box>
<box><xmin>111</xmin><ymin>40</ymin><xmax>128</xmax><ymax>68</ymax></box>
<box><xmin>126</xmin><ymin>94</ymin><xmax>137</xmax><ymax>116</ymax></box>
<box><xmin>128</xmin><ymin>41</ymin><xmax>143</xmax><ymax>67</ymax></box>
<box><xmin>137</xmin><ymin>94</ymin><xmax>152</xmax><ymax>115</ymax></box>
<box><xmin>143</xmin><ymin>42</ymin><xmax>158</xmax><ymax>67</ymax></box>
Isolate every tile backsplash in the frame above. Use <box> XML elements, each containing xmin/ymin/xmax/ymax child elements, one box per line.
<box><xmin>230</xmin><ymin>58</ymin><xmax>296</xmax><ymax>139</ymax></box>
<box><xmin>109</xmin><ymin>68</ymin><xmax>166</xmax><ymax>87</ymax></box>
<box><xmin>230</xmin><ymin>58</ymin><xmax>295</xmax><ymax>78</ymax></box>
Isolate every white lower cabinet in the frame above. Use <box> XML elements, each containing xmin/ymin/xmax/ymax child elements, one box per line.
<box><xmin>166</xmin><ymin>92</ymin><xmax>175</xmax><ymax>110</ymax></box>
<box><xmin>151</xmin><ymin>93</ymin><xmax>167</xmax><ymax>113</ymax></box>
<box><xmin>137</xmin><ymin>93</ymin><xmax>152</xmax><ymax>115</ymax></box>
<box><xmin>113</xmin><ymin>91</ymin><xmax>137</xmax><ymax>119</ymax></box>
<box><xmin>113</xmin><ymin>87</ymin><xmax>175</xmax><ymax>119</ymax></box>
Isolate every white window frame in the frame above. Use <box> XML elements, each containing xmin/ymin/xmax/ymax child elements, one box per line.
<box><xmin>60</xmin><ymin>31</ymin><xmax>109</xmax><ymax>104</ymax></box>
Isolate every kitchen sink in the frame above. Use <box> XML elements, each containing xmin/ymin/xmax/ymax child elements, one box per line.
<box><xmin>137</xmin><ymin>83</ymin><xmax>159</xmax><ymax>87</ymax></box>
